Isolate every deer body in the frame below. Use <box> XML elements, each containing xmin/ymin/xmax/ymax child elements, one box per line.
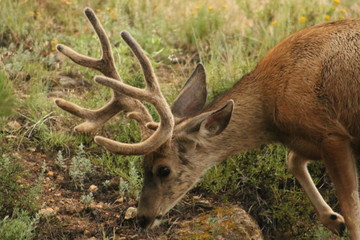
<box><xmin>200</xmin><ymin>19</ymin><xmax>360</xmax><ymax>238</ymax></box>
<box><xmin>56</xmin><ymin>9</ymin><xmax>360</xmax><ymax>239</ymax></box>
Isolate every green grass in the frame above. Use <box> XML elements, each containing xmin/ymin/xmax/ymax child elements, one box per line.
<box><xmin>0</xmin><ymin>0</ymin><xmax>358</xmax><ymax>239</ymax></box>
<box><xmin>0</xmin><ymin>155</ymin><xmax>41</xmax><ymax>216</ymax></box>
<box><xmin>0</xmin><ymin>209</ymin><xmax>38</xmax><ymax>240</ymax></box>
<box><xmin>0</xmin><ymin>70</ymin><xmax>16</xmax><ymax>118</ymax></box>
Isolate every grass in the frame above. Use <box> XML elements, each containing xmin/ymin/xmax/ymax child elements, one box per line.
<box><xmin>0</xmin><ymin>0</ymin><xmax>359</xmax><ymax>239</ymax></box>
<box><xmin>0</xmin><ymin>209</ymin><xmax>38</xmax><ymax>240</ymax></box>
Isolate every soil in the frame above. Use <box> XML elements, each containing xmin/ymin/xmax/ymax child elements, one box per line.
<box><xmin>17</xmin><ymin>148</ymin><xmax>262</xmax><ymax>240</ymax></box>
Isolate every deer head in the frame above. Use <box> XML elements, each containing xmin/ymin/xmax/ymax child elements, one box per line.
<box><xmin>55</xmin><ymin>8</ymin><xmax>234</xmax><ymax>228</ymax></box>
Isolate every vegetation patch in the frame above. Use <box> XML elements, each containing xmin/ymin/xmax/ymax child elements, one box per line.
<box><xmin>0</xmin><ymin>0</ymin><xmax>357</xmax><ymax>239</ymax></box>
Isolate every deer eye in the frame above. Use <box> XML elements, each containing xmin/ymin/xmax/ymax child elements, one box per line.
<box><xmin>157</xmin><ymin>166</ymin><xmax>171</xmax><ymax>178</ymax></box>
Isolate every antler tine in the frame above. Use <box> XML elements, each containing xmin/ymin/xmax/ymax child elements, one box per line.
<box><xmin>120</xmin><ymin>31</ymin><xmax>159</xmax><ymax>91</ymax></box>
<box><xmin>54</xmin><ymin>7</ymin><xmax>154</xmax><ymax>133</ymax></box>
<box><xmin>93</xmin><ymin>32</ymin><xmax>175</xmax><ymax>155</ymax></box>
<box><xmin>56</xmin><ymin>7</ymin><xmax>118</xmax><ymax>77</ymax></box>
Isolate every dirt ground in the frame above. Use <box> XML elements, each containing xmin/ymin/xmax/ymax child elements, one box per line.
<box><xmin>17</xmin><ymin>148</ymin><xmax>262</xmax><ymax>240</ymax></box>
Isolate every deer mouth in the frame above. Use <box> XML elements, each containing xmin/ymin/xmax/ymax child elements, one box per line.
<box><xmin>137</xmin><ymin>215</ymin><xmax>163</xmax><ymax>229</ymax></box>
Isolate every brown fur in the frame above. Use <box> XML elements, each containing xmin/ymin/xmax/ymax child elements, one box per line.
<box><xmin>56</xmin><ymin>8</ymin><xmax>360</xmax><ymax>238</ymax></box>
<box><xmin>138</xmin><ymin>19</ymin><xmax>360</xmax><ymax>237</ymax></box>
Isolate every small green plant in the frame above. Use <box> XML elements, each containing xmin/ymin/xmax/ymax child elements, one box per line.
<box><xmin>55</xmin><ymin>150</ymin><xmax>65</xmax><ymax>167</ymax></box>
<box><xmin>0</xmin><ymin>70</ymin><xmax>15</xmax><ymax>118</ymax></box>
<box><xmin>80</xmin><ymin>192</ymin><xmax>94</xmax><ymax>207</ymax></box>
<box><xmin>69</xmin><ymin>144</ymin><xmax>93</xmax><ymax>190</ymax></box>
<box><xmin>0</xmin><ymin>155</ymin><xmax>39</xmax><ymax>216</ymax></box>
<box><xmin>118</xmin><ymin>160</ymin><xmax>142</xmax><ymax>199</ymax></box>
<box><xmin>0</xmin><ymin>209</ymin><xmax>38</xmax><ymax>240</ymax></box>
<box><xmin>185</xmin><ymin>6</ymin><xmax>224</xmax><ymax>45</ymax></box>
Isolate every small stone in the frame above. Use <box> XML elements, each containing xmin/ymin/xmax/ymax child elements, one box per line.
<box><xmin>89</xmin><ymin>184</ymin><xmax>98</xmax><ymax>193</ymax></box>
<box><xmin>27</xmin><ymin>147</ymin><xmax>36</xmax><ymax>152</ymax></box>
<box><xmin>58</xmin><ymin>75</ymin><xmax>91</xmax><ymax>88</ymax></box>
<box><xmin>93</xmin><ymin>202</ymin><xmax>104</xmax><ymax>209</ymax></box>
<box><xmin>39</xmin><ymin>207</ymin><xmax>55</xmax><ymax>217</ymax></box>
<box><xmin>48</xmin><ymin>90</ymin><xmax>65</xmax><ymax>98</ymax></box>
<box><xmin>56</xmin><ymin>175</ymin><xmax>64</xmax><ymax>181</ymax></box>
<box><xmin>5</xmin><ymin>135</ymin><xmax>17</xmax><ymax>139</ymax></box>
<box><xmin>84</xmin><ymin>230</ymin><xmax>91</xmax><ymax>236</ymax></box>
<box><xmin>193</xmin><ymin>196</ymin><xmax>201</xmax><ymax>200</ymax></box>
<box><xmin>47</xmin><ymin>171</ymin><xmax>55</xmax><ymax>177</ymax></box>
<box><xmin>7</xmin><ymin>121</ymin><xmax>21</xmax><ymax>131</ymax></box>
<box><xmin>124</xmin><ymin>207</ymin><xmax>137</xmax><ymax>220</ymax></box>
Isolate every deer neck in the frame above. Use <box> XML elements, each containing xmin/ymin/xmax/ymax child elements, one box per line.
<box><xmin>203</xmin><ymin>73</ymin><xmax>276</xmax><ymax>162</ymax></box>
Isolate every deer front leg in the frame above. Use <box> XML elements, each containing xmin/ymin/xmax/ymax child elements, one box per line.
<box><xmin>321</xmin><ymin>135</ymin><xmax>360</xmax><ymax>240</ymax></box>
<box><xmin>287</xmin><ymin>151</ymin><xmax>346</xmax><ymax>235</ymax></box>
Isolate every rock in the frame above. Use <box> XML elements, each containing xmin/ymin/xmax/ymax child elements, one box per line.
<box><xmin>5</xmin><ymin>135</ymin><xmax>17</xmax><ymax>139</ymax></box>
<box><xmin>86</xmin><ymin>237</ymin><xmax>97</xmax><ymax>240</ymax></box>
<box><xmin>84</xmin><ymin>229</ymin><xmax>91</xmax><ymax>236</ymax></box>
<box><xmin>48</xmin><ymin>90</ymin><xmax>65</xmax><ymax>98</ymax></box>
<box><xmin>124</xmin><ymin>207</ymin><xmax>137</xmax><ymax>220</ymax></box>
<box><xmin>58</xmin><ymin>75</ymin><xmax>91</xmax><ymax>88</ymax></box>
<box><xmin>89</xmin><ymin>184</ymin><xmax>98</xmax><ymax>193</ymax></box>
<box><xmin>27</xmin><ymin>147</ymin><xmax>36</xmax><ymax>152</ymax></box>
<box><xmin>7</xmin><ymin>121</ymin><xmax>21</xmax><ymax>131</ymax></box>
<box><xmin>90</xmin><ymin>202</ymin><xmax>104</xmax><ymax>209</ymax></box>
<box><xmin>173</xmin><ymin>205</ymin><xmax>263</xmax><ymax>240</ymax></box>
<box><xmin>39</xmin><ymin>207</ymin><xmax>56</xmax><ymax>217</ymax></box>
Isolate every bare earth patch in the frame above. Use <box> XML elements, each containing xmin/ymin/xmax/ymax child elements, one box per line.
<box><xmin>17</xmin><ymin>149</ymin><xmax>262</xmax><ymax>239</ymax></box>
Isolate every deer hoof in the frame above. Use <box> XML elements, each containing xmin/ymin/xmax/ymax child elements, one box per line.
<box><xmin>320</xmin><ymin>212</ymin><xmax>346</xmax><ymax>236</ymax></box>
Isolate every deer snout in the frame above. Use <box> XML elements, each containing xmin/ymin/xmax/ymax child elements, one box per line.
<box><xmin>137</xmin><ymin>214</ymin><xmax>162</xmax><ymax>229</ymax></box>
<box><xmin>137</xmin><ymin>215</ymin><xmax>153</xmax><ymax>228</ymax></box>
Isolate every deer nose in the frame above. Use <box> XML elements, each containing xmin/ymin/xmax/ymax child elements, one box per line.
<box><xmin>137</xmin><ymin>215</ymin><xmax>152</xmax><ymax>228</ymax></box>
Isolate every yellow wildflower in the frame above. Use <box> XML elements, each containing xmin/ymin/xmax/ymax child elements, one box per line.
<box><xmin>222</xmin><ymin>4</ymin><xmax>228</xmax><ymax>9</ymax></box>
<box><xmin>333</xmin><ymin>0</ymin><xmax>340</xmax><ymax>5</ymax></box>
<box><xmin>208</xmin><ymin>6</ymin><xmax>214</xmax><ymax>11</ymax></box>
<box><xmin>27</xmin><ymin>11</ymin><xmax>35</xmax><ymax>16</ymax></box>
<box><xmin>51</xmin><ymin>38</ymin><xmax>59</xmax><ymax>51</ymax></box>
<box><xmin>299</xmin><ymin>16</ymin><xmax>307</xmax><ymax>23</ymax></box>
<box><xmin>324</xmin><ymin>15</ymin><xmax>331</xmax><ymax>21</ymax></box>
<box><xmin>340</xmin><ymin>8</ymin><xmax>347</xmax><ymax>13</ymax></box>
<box><xmin>108</xmin><ymin>7</ymin><xmax>116</xmax><ymax>13</ymax></box>
<box><xmin>195</xmin><ymin>6</ymin><xmax>201</xmax><ymax>10</ymax></box>
<box><xmin>36</xmin><ymin>11</ymin><xmax>42</xmax><ymax>19</ymax></box>
<box><xmin>96</xmin><ymin>9</ymin><xmax>102</xmax><ymax>13</ymax></box>
<box><xmin>271</xmin><ymin>20</ymin><xmax>278</xmax><ymax>26</ymax></box>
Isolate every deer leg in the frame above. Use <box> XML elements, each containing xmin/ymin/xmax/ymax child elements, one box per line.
<box><xmin>287</xmin><ymin>151</ymin><xmax>346</xmax><ymax>235</ymax></box>
<box><xmin>321</xmin><ymin>135</ymin><xmax>360</xmax><ymax>240</ymax></box>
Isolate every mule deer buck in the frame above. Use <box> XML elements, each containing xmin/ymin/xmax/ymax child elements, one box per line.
<box><xmin>55</xmin><ymin>7</ymin><xmax>360</xmax><ymax>239</ymax></box>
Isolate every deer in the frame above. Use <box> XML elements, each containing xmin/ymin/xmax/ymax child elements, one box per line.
<box><xmin>54</xmin><ymin>7</ymin><xmax>360</xmax><ymax>239</ymax></box>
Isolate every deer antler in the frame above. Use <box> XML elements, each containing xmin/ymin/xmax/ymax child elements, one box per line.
<box><xmin>94</xmin><ymin>31</ymin><xmax>174</xmax><ymax>155</ymax></box>
<box><xmin>55</xmin><ymin>8</ymin><xmax>175</xmax><ymax>155</ymax></box>
<box><xmin>54</xmin><ymin>8</ymin><xmax>153</xmax><ymax>135</ymax></box>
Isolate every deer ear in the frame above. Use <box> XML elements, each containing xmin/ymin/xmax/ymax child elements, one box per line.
<box><xmin>185</xmin><ymin>100</ymin><xmax>234</xmax><ymax>139</ymax></box>
<box><xmin>198</xmin><ymin>100</ymin><xmax>234</xmax><ymax>138</ymax></box>
<box><xmin>171</xmin><ymin>64</ymin><xmax>207</xmax><ymax>118</ymax></box>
